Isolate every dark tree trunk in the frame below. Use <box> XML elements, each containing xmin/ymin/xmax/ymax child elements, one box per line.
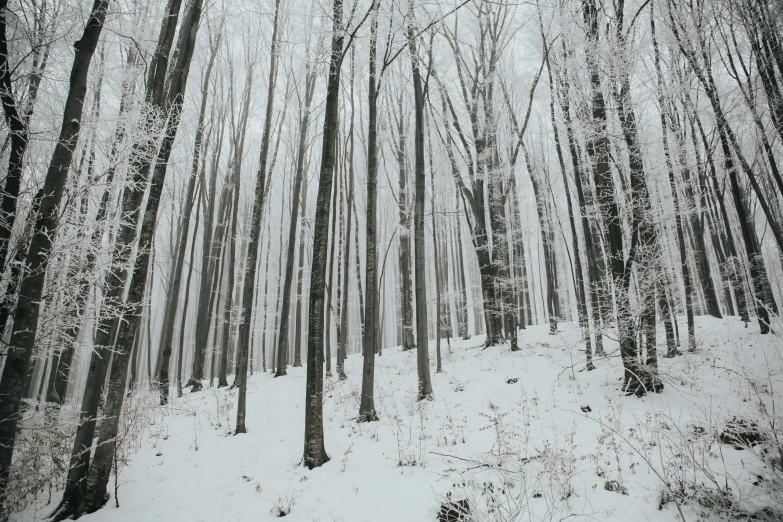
<box><xmin>396</xmin><ymin>95</ymin><xmax>416</xmax><ymax>351</ymax></box>
<box><xmin>259</xmin><ymin>225</ymin><xmax>272</xmax><ymax>371</ymax></box>
<box><xmin>603</xmin><ymin>0</ymin><xmax>663</xmax><ymax>389</ymax></box>
<box><xmin>233</xmin><ymin>0</ymin><xmax>281</xmax><ymax>429</ymax></box>
<box><xmin>336</xmin><ymin>53</ymin><xmax>356</xmax><ymax>381</ymax></box>
<box><xmin>507</xmin><ymin>181</ymin><xmax>528</xmax><ymax>331</ymax></box>
<box><xmin>303</xmin><ymin>0</ymin><xmax>344</xmax><ymax>468</ymax></box>
<box><xmin>271</xmin><ymin>198</ymin><xmax>286</xmax><ymax>374</ymax></box>
<box><xmin>0</xmin><ymin>0</ymin><xmax>110</xmax><ymax>513</ymax></box>
<box><xmin>613</xmin><ymin>1</ymin><xmax>663</xmax><ymax>386</ymax></box>
<box><xmin>334</xmin><ymin>139</ymin><xmax>346</xmax><ymax>375</ymax></box>
<box><xmin>0</xmin><ymin>0</ymin><xmax>49</xmax><ymax>277</ymax></box>
<box><xmin>77</xmin><ymin>0</ymin><xmax>204</xmax><ymax>513</ymax></box>
<box><xmin>430</xmin><ymin>129</ymin><xmax>444</xmax><ymax>370</ymax></box>
<box><xmin>324</xmin><ymin>146</ymin><xmax>340</xmax><ymax>377</ymax></box>
<box><xmin>407</xmin><ymin>18</ymin><xmax>433</xmax><ymax>401</ymax></box>
<box><xmin>353</xmin><ymin>197</ymin><xmax>365</xmax><ymax>342</ymax></box>
<box><xmin>452</xmin><ymin>191</ymin><xmax>470</xmax><ymax>338</ymax></box>
<box><xmin>583</xmin><ymin>0</ymin><xmax>637</xmax><ymax>388</ymax></box>
<box><xmin>358</xmin><ymin>5</ymin><xmax>379</xmax><ymax>422</ymax></box>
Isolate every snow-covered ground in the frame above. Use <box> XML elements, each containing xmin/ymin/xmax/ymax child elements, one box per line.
<box><xmin>19</xmin><ymin>316</ymin><xmax>783</xmax><ymax>521</ymax></box>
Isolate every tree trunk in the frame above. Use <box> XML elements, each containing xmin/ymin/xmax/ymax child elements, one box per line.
<box><xmin>0</xmin><ymin>0</ymin><xmax>50</xmax><ymax>276</ymax></box>
<box><xmin>453</xmin><ymin>190</ymin><xmax>470</xmax><ymax>338</ymax></box>
<box><xmin>396</xmin><ymin>94</ymin><xmax>416</xmax><ymax>351</ymax></box>
<box><xmin>190</xmin><ymin>106</ymin><xmax>227</xmax><ymax>391</ymax></box>
<box><xmin>293</xmin><ymin>183</ymin><xmax>309</xmax><ymax>368</ymax></box>
<box><xmin>431</xmin><ymin>135</ymin><xmax>443</xmax><ymax>371</ymax></box>
<box><xmin>336</xmin><ymin>51</ymin><xmax>356</xmax><ymax>381</ymax></box>
<box><xmin>78</xmin><ymin>0</ymin><xmax>204</xmax><ymax>512</ymax></box>
<box><xmin>303</xmin><ymin>0</ymin><xmax>344</xmax><ymax>468</ymax></box>
<box><xmin>358</xmin><ymin>5</ymin><xmax>379</xmax><ymax>422</ymax></box>
<box><xmin>407</xmin><ymin>17</ymin><xmax>433</xmax><ymax>401</ymax></box>
<box><xmin>583</xmin><ymin>0</ymin><xmax>635</xmax><ymax>387</ymax></box>
<box><xmin>324</xmin><ymin>146</ymin><xmax>340</xmax><ymax>377</ymax></box>
<box><xmin>232</xmin><ymin>0</ymin><xmax>281</xmax><ymax>429</ymax></box>
<box><xmin>219</xmin><ymin>66</ymin><xmax>254</xmax><ymax>388</ymax></box>
<box><xmin>0</xmin><ymin>0</ymin><xmax>110</xmax><ymax>512</ymax></box>
<box><xmin>177</xmin><ymin>180</ymin><xmax>203</xmax><ymax>397</ymax></box>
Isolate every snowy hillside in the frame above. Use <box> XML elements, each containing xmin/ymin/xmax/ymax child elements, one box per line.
<box><xmin>16</xmin><ymin>317</ymin><xmax>777</xmax><ymax>522</ymax></box>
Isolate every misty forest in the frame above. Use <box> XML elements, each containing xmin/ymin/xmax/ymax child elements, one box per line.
<box><xmin>0</xmin><ymin>0</ymin><xmax>782</xmax><ymax>520</ymax></box>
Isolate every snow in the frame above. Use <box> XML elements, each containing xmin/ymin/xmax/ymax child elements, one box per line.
<box><xmin>18</xmin><ymin>316</ymin><xmax>783</xmax><ymax>521</ymax></box>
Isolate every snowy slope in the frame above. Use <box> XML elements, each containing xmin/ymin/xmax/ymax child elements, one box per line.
<box><xmin>19</xmin><ymin>316</ymin><xmax>783</xmax><ymax>521</ymax></box>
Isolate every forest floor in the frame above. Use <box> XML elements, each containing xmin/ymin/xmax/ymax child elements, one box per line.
<box><xmin>18</xmin><ymin>316</ymin><xmax>783</xmax><ymax>521</ymax></box>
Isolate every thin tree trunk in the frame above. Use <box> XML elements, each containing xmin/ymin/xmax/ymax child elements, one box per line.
<box><xmin>219</xmin><ymin>66</ymin><xmax>253</xmax><ymax>387</ymax></box>
<box><xmin>234</xmin><ymin>0</ymin><xmax>282</xmax><ymax>433</ymax></box>
<box><xmin>293</xmin><ymin>182</ymin><xmax>309</xmax><ymax>368</ymax></box>
<box><xmin>407</xmin><ymin>17</ymin><xmax>433</xmax><ymax>401</ymax></box>
<box><xmin>396</xmin><ymin>93</ymin><xmax>416</xmax><ymax>351</ymax></box>
<box><xmin>159</xmin><ymin>27</ymin><xmax>221</xmax><ymax>402</ymax></box>
<box><xmin>324</xmin><ymin>149</ymin><xmax>340</xmax><ymax>377</ymax></box>
<box><xmin>337</xmin><ymin>50</ymin><xmax>356</xmax><ymax>381</ymax></box>
<box><xmin>259</xmin><ymin>223</ymin><xmax>272</xmax><ymax>371</ymax></box>
<box><xmin>190</xmin><ymin>105</ymin><xmax>227</xmax><ymax>391</ymax></box>
<box><xmin>542</xmin><ymin>41</ymin><xmax>592</xmax><ymax>368</ymax></box>
<box><xmin>431</xmin><ymin>135</ymin><xmax>443</xmax><ymax>372</ymax></box>
<box><xmin>177</xmin><ymin>180</ymin><xmax>203</xmax><ymax>397</ymax></box>
<box><xmin>358</xmin><ymin>4</ymin><xmax>380</xmax><ymax>422</ymax></box>
<box><xmin>454</xmin><ymin>189</ymin><xmax>470</xmax><ymax>338</ymax></box>
<box><xmin>276</xmin><ymin>61</ymin><xmax>315</xmax><ymax>377</ymax></box>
